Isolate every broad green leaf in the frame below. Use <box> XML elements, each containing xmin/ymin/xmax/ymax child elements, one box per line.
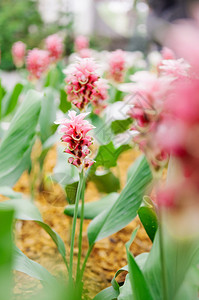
<box><xmin>0</xmin><ymin>209</ymin><xmax>14</xmax><ymax>300</ymax></box>
<box><xmin>109</xmin><ymin>86</ymin><xmax>125</xmax><ymax>103</ymax></box>
<box><xmin>87</xmin><ymin>155</ymin><xmax>152</xmax><ymax>245</ymax></box>
<box><xmin>1</xmin><ymin>83</ymin><xmax>23</xmax><ymax>117</ymax></box>
<box><xmin>65</xmin><ymin>181</ymin><xmax>78</xmax><ymax>204</ymax></box>
<box><xmin>0</xmin><ymin>141</ymin><xmax>33</xmax><ymax>187</ymax></box>
<box><xmin>53</xmin><ymin>147</ymin><xmax>79</xmax><ymax>187</ymax></box>
<box><xmin>14</xmin><ymin>247</ymin><xmax>55</xmax><ymax>283</ymax></box>
<box><xmin>89</xmin><ymin>113</ymin><xmax>112</xmax><ymax>145</ymax></box>
<box><xmin>0</xmin><ymin>199</ymin><xmax>42</xmax><ymax>221</ymax></box>
<box><xmin>138</xmin><ymin>206</ymin><xmax>158</xmax><ymax>242</ymax></box>
<box><xmin>144</xmin><ymin>231</ymin><xmax>199</xmax><ymax>300</ymax></box>
<box><xmin>0</xmin><ymin>186</ymin><xmax>22</xmax><ymax>199</ymax></box>
<box><xmin>127</xmin><ymin>251</ymin><xmax>153</xmax><ymax>300</ymax></box>
<box><xmin>90</xmin><ymin>141</ymin><xmax>131</xmax><ymax>172</ymax></box>
<box><xmin>64</xmin><ymin>193</ymin><xmax>119</xmax><ymax>219</ymax></box>
<box><xmin>44</xmin><ymin>65</ymin><xmax>64</xmax><ymax>88</ymax></box>
<box><xmin>118</xmin><ymin>254</ymin><xmax>149</xmax><ymax>300</ymax></box>
<box><xmin>0</xmin><ymin>89</ymin><xmax>42</xmax><ymax>186</ymax></box>
<box><xmin>38</xmin><ymin>134</ymin><xmax>58</xmax><ymax>169</ymax></box>
<box><xmin>0</xmin><ymin>199</ymin><xmax>66</xmax><ymax>265</ymax></box>
<box><xmin>52</xmin><ymin>147</ymin><xmax>79</xmax><ymax>203</ymax></box>
<box><xmin>0</xmin><ymin>79</ymin><xmax>6</xmax><ymax>118</ymax></box>
<box><xmin>39</xmin><ymin>88</ymin><xmax>56</xmax><ymax>144</ymax></box>
<box><xmin>59</xmin><ymin>89</ymin><xmax>71</xmax><ymax>113</ymax></box>
<box><xmin>126</xmin><ymin>228</ymin><xmax>154</xmax><ymax>300</ymax></box>
<box><xmin>0</xmin><ymin>79</ymin><xmax>6</xmax><ymax>102</ymax></box>
<box><xmin>93</xmin><ymin>286</ymin><xmax>119</xmax><ymax>300</ymax></box>
<box><xmin>91</xmin><ymin>171</ymin><xmax>120</xmax><ymax>193</ymax></box>
<box><xmin>111</xmin><ymin>118</ymin><xmax>132</xmax><ymax>135</ymax></box>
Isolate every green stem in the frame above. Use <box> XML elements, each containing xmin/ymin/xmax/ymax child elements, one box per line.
<box><xmin>159</xmin><ymin>211</ymin><xmax>168</xmax><ymax>300</ymax></box>
<box><xmin>69</xmin><ymin>170</ymin><xmax>84</xmax><ymax>283</ymax></box>
<box><xmin>76</xmin><ymin>176</ymin><xmax>86</xmax><ymax>282</ymax></box>
<box><xmin>63</xmin><ymin>256</ymin><xmax>69</xmax><ymax>273</ymax></box>
<box><xmin>79</xmin><ymin>244</ymin><xmax>94</xmax><ymax>282</ymax></box>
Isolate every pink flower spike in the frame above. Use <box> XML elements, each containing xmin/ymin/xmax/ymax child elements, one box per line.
<box><xmin>12</xmin><ymin>41</ymin><xmax>26</xmax><ymax>68</ymax></box>
<box><xmin>91</xmin><ymin>79</ymin><xmax>109</xmax><ymax>115</ymax></box>
<box><xmin>55</xmin><ymin>110</ymin><xmax>95</xmax><ymax>171</ymax></box>
<box><xmin>65</xmin><ymin>58</ymin><xmax>100</xmax><ymax>110</ymax></box>
<box><xmin>75</xmin><ymin>35</ymin><xmax>89</xmax><ymax>53</ymax></box>
<box><xmin>26</xmin><ymin>48</ymin><xmax>50</xmax><ymax>80</ymax></box>
<box><xmin>108</xmin><ymin>49</ymin><xmax>126</xmax><ymax>83</ymax></box>
<box><xmin>45</xmin><ymin>34</ymin><xmax>63</xmax><ymax>63</ymax></box>
<box><xmin>161</xmin><ymin>47</ymin><xmax>176</xmax><ymax>60</ymax></box>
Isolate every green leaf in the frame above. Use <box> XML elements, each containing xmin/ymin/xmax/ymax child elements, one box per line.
<box><xmin>89</xmin><ymin>113</ymin><xmax>112</xmax><ymax>145</ymax></box>
<box><xmin>0</xmin><ymin>79</ymin><xmax>6</xmax><ymax>118</ymax></box>
<box><xmin>127</xmin><ymin>251</ymin><xmax>154</xmax><ymax>300</ymax></box>
<box><xmin>64</xmin><ymin>193</ymin><xmax>119</xmax><ymax>219</ymax></box>
<box><xmin>1</xmin><ymin>83</ymin><xmax>23</xmax><ymax>117</ymax></box>
<box><xmin>39</xmin><ymin>87</ymin><xmax>56</xmax><ymax>144</ymax></box>
<box><xmin>138</xmin><ymin>207</ymin><xmax>158</xmax><ymax>242</ymax></box>
<box><xmin>91</xmin><ymin>171</ymin><xmax>120</xmax><ymax>193</ymax></box>
<box><xmin>143</xmin><ymin>231</ymin><xmax>199</xmax><ymax>300</ymax></box>
<box><xmin>0</xmin><ymin>186</ymin><xmax>22</xmax><ymax>199</ymax></box>
<box><xmin>93</xmin><ymin>286</ymin><xmax>119</xmax><ymax>300</ymax></box>
<box><xmin>118</xmin><ymin>254</ymin><xmax>149</xmax><ymax>300</ymax></box>
<box><xmin>126</xmin><ymin>228</ymin><xmax>154</xmax><ymax>300</ymax></box>
<box><xmin>52</xmin><ymin>147</ymin><xmax>79</xmax><ymax>203</ymax></box>
<box><xmin>59</xmin><ymin>89</ymin><xmax>71</xmax><ymax>113</ymax></box>
<box><xmin>44</xmin><ymin>66</ymin><xmax>63</xmax><ymax>88</ymax></box>
<box><xmin>65</xmin><ymin>181</ymin><xmax>78</xmax><ymax>204</ymax></box>
<box><xmin>91</xmin><ymin>142</ymin><xmax>131</xmax><ymax>171</ymax></box>
<box><xmin>0</xmin><ymin>208</ymin><xmax>14</xmax><ymax>300</ymax></box>
<box><xmin>0</xmin><ymin>199</ymin><xmax>66</xmax><ymax>265</ymax></box>
<box><xmin>13</xmin><ymin>247</ymin><xmax>55</xmax><ymax>283</ymax></box>
<box><xmin>0</xmin><ymin>89</ymin><xmax>42</xmax><ymax>187</ymax></box>
<box><xmin>38</xmin><ymin>134</ymin><xmax>58</xmax><ymax>168</ymax></box>
<box><xmin>111</xmin><ymin>118</ymin><xmax>132</xmax><ymax>135</ymax></box>
<box><xmin>87</xmin><ymin>155</ymin><xmax>152</xmax><ymax>245</ymax></box>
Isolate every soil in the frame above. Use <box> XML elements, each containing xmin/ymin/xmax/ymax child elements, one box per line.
<box><xmin>4</xmin><ymin>146</ymin><xmax>152</xmax><ymax>299</ymax></box>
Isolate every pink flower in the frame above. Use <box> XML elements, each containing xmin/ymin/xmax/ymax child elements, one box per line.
<box><xmin>157</xmin><ymin>77</ymin><xmax>199</xmax><ymax>184</ymax></box>
<box><xmin>108</xmin><ymin>50</ymin><xmax>126</xmax><ymax>83</ymax></box>
<box><xmin>166</xmin><ymin>22</ymin><xmax>199</xmax><ymax>75</ymax></box>
<box><xmin>161</xmin><ymin>47</ymin><xmax>176</xmax><ymax>60</ymax></box>
<box><xmin>12</xmin><ymin>41</ymin><xmax>26</xmax><ymax>68</ymax></box>
<box><xmin>45</xmin><ymin>34</ymin><xmax>63</xmax><ymax>63</ymax></box>
<box><xmin>158</xmin><ymin>58</ymin><xmax>190</xmax><ymax>78</ymax></box>
<box><xmin>26</xmin><ymin>48</ymin><xmax>50</xmax><ymax>80</ymax></box>
<box><xmin>55</xmin><ymin>111</ymin><xmax>95</xmax><ymax>170</ymax></box>
<box><xmin>75</xmin><ymin>35</ymin><xmax>89</xmax><ymax>53</ymax></box>
<box><xmin>91</xmin><ymin>79</ymin><xmax>109</xmax><ymax>115</ymax></box>
<box><xmin>125</xmin><ymin>72</ymin><xmax>172</xmax><ymax>170</ymax></box>
<box><xmin>65</xmin><ymin>58</ymin><xmax>99</xmax><ymax>110</ymax></box>
<box><xmin>79</xmin><ymin>48</ymin><xmax>92</xmax><ymax>58</ymax></box>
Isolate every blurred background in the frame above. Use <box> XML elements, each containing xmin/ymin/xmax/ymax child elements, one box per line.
<box><xmin>0</xmin><ymin>0</ymin><xmax>149</xmax><ymax>70</ymax></box>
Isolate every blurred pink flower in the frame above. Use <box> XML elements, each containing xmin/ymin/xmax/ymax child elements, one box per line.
<box><xmin>12</xmin><ymin>41</ymin><xmax>26</xmax><ymax>68</ymax></box>
<box><xmin>166</xmin><ymin>22</ymin><xmax>199</xmax><ymax>75</ymax></box>
<box><xmin>125</xmin><ymin>72</ymin><xmax>172</xmax><ymax>170</ymax></box>
<box><xmin>108</xmin><ymin>49</ymin><xmax>126</xmax><ymax>83</ymax></box>
<box><xmin>158</xmin><ymin>58</ymin><xmax>190</xmax><ymax>78</ymax></box>
<box><xmin>157</xmin><ymin>77</ymin><xmax>199</xmax><ymax>184</ymax></box>
<box><xmin>55</xmin><ymin>110</ymin><xmax>95</xmax><ymax>169</ymax></box>
<box><xmin>26</xmin><ymin>48</ymin><xmax>50</xmax><ymax>80</ymax></box>
<box><xmin>161</xmin><ymin>47</ymin><xmax>176</xmax><ymax>60</ymax></box>
<box><xmin>79</xmin><ymin>48</ymin><xmax>92</xmax><ymax>58</ymax></box>
<box><xmin>45</xmin><ymin>34</ymin><xmax>63</xmax><ymax>63</ymax></box>
<box><xmin>91</xmin><ymin>79</ymin><xmax>109</xmax><ymax>115</ymax></box>
<box><xmin>75</xmin><ymin>35</ymin><xmax>89</xmax><ymax>53</ymax></box>
<box><xmin>65</xmin><ymin>58</ymin><xmax>99</xmax><ymax>110</ymax></box>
